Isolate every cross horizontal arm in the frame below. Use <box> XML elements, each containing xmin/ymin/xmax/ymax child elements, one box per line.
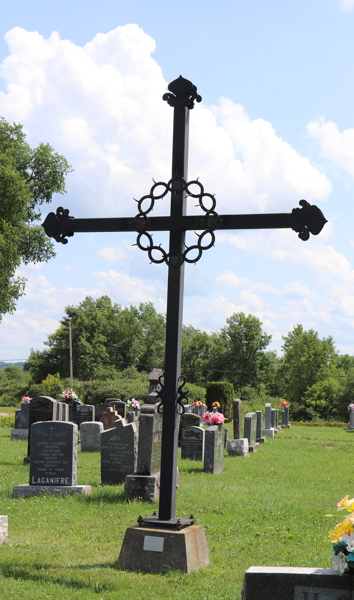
<box><xmin>42</xmin><ymin>200</ymin><xmax>327</xmax><ymax>243</ymax></box>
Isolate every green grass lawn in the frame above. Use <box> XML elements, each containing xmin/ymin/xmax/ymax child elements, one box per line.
<box><xmin>0</xmin><ymin>424</ymin><xmax>353</xmax><ymax>600</ymax></box>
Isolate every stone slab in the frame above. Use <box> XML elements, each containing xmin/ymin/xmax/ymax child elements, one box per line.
<box><xmin>11</xmin><ymin>429</ymin><xmax>28</xmax><ymax>440</ymax></box>
<box><xmin>0</xmin><ymin>515</ymin><xmax>8</xmax><ymax>545</ymax></box>
<box><xmin>29</xmin><ymin>421</ymin><xmax>77</xmax><ymax>486</ymax></box>
<box><xmin>80</xmin><ymin>421</ymin><xmax>103</xmax><ymax>452</ymax></box>
<box><xmin>124</xmin><ymin>473</ymin><xmax>160</xmax><ymax>502</ymax></box>
<box><xmin>243</xmin><ymin>566</ymin><xmax>352</xmax><ymax>600</ymax></box>
<box><xmin>12</xmin><ymin>484</ymin><xmax>92</xmax><ymax>498</ymax></box>
<box><xmin>263</xmin><ymin>428</ymin><xmax>275</xmax><ymax>439</ymax></box>
<box><xmin>227</xmin><ymin>438</ymin><xmax>249</xmax><ymax>457</ymax></box>
<box><xmin>256</xmin><ymin>436</ymin><xmax>266</xmax><ymax>444</ymax></box>
<box><xmin>118</xmin><ymin>524</ymin><xmax>209</xmax><ymax>573</ymax></box>
<box><xmin>249</xmin><ymin>442</ymin><xmax>260</xmax><ymax>453</ymax></box>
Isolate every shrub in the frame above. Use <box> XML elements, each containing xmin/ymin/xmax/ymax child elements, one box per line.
<box><xmin>0</xmin><ymin>415</ymin><xmax>14</xmax><ymax>428</ymax></box>
<box><xmin>206</xmin><ymin>381</ymin><xmax>234</xmax><ymax>420</ymax></box>
<box><xmin>27</xmin><ymin>373</ymin><xmax>63</xmax><ymax>400</ymax></box>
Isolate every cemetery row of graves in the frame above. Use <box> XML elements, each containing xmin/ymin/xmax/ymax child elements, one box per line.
<box><xmin>1</xmin><ymin>368</ymin><xmax>354</xmax><ymax>598</ymax></box>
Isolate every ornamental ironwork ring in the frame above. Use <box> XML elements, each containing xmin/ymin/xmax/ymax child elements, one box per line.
<box><xmin>133</xmin><ymin>176</ymin><xmax>221</xmax><ymax>267</ymax></box>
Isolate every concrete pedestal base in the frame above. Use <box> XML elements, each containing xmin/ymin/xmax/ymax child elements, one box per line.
<box><xmin>256</xmin><ymin>437</ymin><xmax>266</xmax><ymax>444</ymax></box>
<box><xmin>249</xmin><ymin>443</ymin><xmax>260</xmax><ymax>453</ymax></box>
<box><xmin>11</xmin><ymin>429</ymin><xmax>28</xmax><ymax>440</ymax></box>
<box><xmin>262</xmin><ymin>428</ymin><xmax>275</xmax><ymax>439</ymax></box>
<box><xmin>12</xmin><ymin>484</ymin><xmax>92</xmax><ymax>498</ymax></box>
<box><xmin>282</xmin><ymin>424</ymin><xmax>292</xmax><ymax>428</ymax></box>
<box><xmin>124</xmin><ymin>470</ymin><xmax>180</xmax><ymax>502</ymax></box>
<box><xmin>118</xmin><ymin>524</ymin><xmax>209</xmax><ymax>573</ymax></box>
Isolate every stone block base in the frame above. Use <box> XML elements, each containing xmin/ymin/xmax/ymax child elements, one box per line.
<box><xmin>282</xmin><ymin>424</ymin><xmax>292</xmax><ymax>429</ymax></box>
<box><xmin>243</xmin><ymin>566</ymin><xmax>350</xmax><ymax>600</ymax></box>
<box><xmin>249</xmin><ymin>443</ymin><xmax>260</xmax><ymax>453</ymax></box>
<box><xmin>124</xmin><ymin>474</ymin><xmax>160</xmax><ymax>502</ymax></box>
<box><xmin>118</xmin><ymin>524</ymin><xmax>209</xmax><ymax>573</ymax></box>
<box><xmin>227</xmin><ymin>438</ymin><xmax>249</xmax><ymax>457</ymax></box>
<box><xmin>262</xmin><ymin>428</ymin><xmax>275</xmax><ymax>439</ymax></box>
<box><xmin>11</xmin><ymin>429</ymin><xmax>28</xmax><ymax>440</ymax></box>
<box><xmin>0</xmin><ymin>516</ymin><xmax>8</xmax><ymax>545</ymax></box>
<box><xmin>256</xmin><ymin>437</ymin><xmax>266</xmax><ymax>444</ymax></box>
<box><xmin>12</xmin><ymin>484</ymin><xmax>92</xmax><ymax>498</ymax></box>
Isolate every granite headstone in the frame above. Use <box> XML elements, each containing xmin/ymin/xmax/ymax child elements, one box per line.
<box><xmin>101</xmin><ymin>419</ymin><xmax>138</xmax><ymax>484</ymax></box>
<box><xmin>181</xmin><ymin>426</ymin><xmax>205</xmax><ymax>461</ymax></box>
<box><xmin>204</xmin><ymin>426</ymin><xmax>224</xmax><ymax>474</ymax></box>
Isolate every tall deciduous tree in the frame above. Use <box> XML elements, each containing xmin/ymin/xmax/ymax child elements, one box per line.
<box><xmin>281</xmin><ymin>325</ymin><xmax>337</xmax><ymax>407</ymax></box>
<box><xmin>0</xmin><ymin>117</ymin><xmax>72</xmax><ymax>319</ymax></box>
<box><xmin>25</xmin><ymin>296</ymin><xmax>166</xmax><ymax>382</ymax></box>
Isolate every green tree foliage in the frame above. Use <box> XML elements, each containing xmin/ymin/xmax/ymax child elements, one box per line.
<box><xmin>280</xmin><ymin>325</ymin><xmax>337</xmax><ymax>418</ymax></box>
<box><xmin>25</xmin><ymin>297</ymin><xmax>166</xmax><ymax>382</ymax></box>
<box><xmin>206</xmin><ymin>313</ymin><xmax>272</xmax><ymax>391</ymax></box>
<box><xmin>0</xmin><ymin>118</ymin><xmax>72</xmax><ymax>319</ymax></box>
<box><xmin>206</xmin><ymin>381</ymin><xmax>234</xmax><ymax>420</ymax></box>
<box><xmin>0</xmin><ymin>365</ymin><xmax>31</xmax><ymax>406</ymax></box>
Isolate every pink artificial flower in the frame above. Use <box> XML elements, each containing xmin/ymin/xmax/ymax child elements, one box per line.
<box><xmin>22</xmin><ymin>396</ymin><xmax>32</xmax><ymax>403</ymax></box>
<box><xmin>211</xmin><ymin>412</ymin><xmax>225</xmax><ymax>425</ymax></box>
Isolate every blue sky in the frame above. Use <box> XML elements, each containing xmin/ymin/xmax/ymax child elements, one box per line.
<box><xmin>1</xmin><ymin>0</ymin><xmax>354</xmax><ymax>362</ymax></box>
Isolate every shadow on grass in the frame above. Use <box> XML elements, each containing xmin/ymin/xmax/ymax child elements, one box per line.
<box><xmin>344</xmin><ymin>429</ymin><xmax>354</xmax><ymax>434</ymax></box>
<box><xmin>0</xmin><ymin>562</ymin><xmax>117</xmax><ymax>592</ymax></box>
<box><xmin>79</xmin><ymin>488</ymin><xmax>126</xmax><ymax>504</ymax></box>
<box><xmin>179</xmin><ymin>466</ymin><xmax>205</xmax><ymax>474</ymax></box>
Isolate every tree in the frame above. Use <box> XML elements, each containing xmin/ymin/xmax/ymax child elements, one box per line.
<box><xmin>208</xmin><ymin>312</ymin><xmax>272</xmax><ymax>392</ymax></box>
<box><xmin>281</xmin><ymin>325</ymin><xmax>337</xmax><ymax>407</ymax></box>
<box><xmin>0</xmin><ymin>117</ymin><xmax>72</xmax><ymax>319</ymax></box>
<box><xmin>25</xmin><ymin>296</ymin><xmax>166</xmax><ymax>382</ymax></box>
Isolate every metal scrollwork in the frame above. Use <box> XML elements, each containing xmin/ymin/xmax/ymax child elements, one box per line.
<box><xmin>133</xmin><ymin>176</ymin><xmax>221</xmax><ymax>267</ymax></box>
<box><xmin>176</xmin><ymin>376</ymin><xmax>189</xmax><ymax>415</ymax></box>
<box><xmin>292</xmin><ymin>200</ymin><xmax>327</xmax><ymax>241</ymax></box>
<box><xmin>163</xmin><ymin>76</ymin><xmax>202</xmax><ymax>111</ymax></box>
<box><xmin>41</xmin><ymin>207</ymin><xmax>74</xmax><ymax>244</ymax></box>
<box><xmin>156</xmin><ymin>374</ymin><xmax>165</xmax><ymax>415</ymax></box>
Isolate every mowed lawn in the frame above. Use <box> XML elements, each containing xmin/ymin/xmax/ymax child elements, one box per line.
<box><xmin>1</xmin><ymin>423</ymin><xmax>354</xmax><ymax>600</ymax></box>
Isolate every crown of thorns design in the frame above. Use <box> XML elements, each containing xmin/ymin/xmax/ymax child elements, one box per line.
<box><xmin>133</xmin><ymin>176</ymin><xmax>221</xmax><ymax>267</ymax></box>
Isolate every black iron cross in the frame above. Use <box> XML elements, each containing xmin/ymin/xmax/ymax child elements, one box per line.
<box><xmin>42</xmin><ymin>76</ymin><xmax>327</xmax><ymax>529</ymax></box>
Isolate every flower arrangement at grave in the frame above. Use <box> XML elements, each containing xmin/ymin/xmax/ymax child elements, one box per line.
<box><xmin>203</xmin><ymin>411</ymin><xmax>225</xmax><ymax>426</ymax></box>
<box><xmin>328</xmin><ymin>495</ymin><xmax>354</xmax><ymax>574</ymax></box>
<box><xmin>127</xmin><ymin>398</ymin><xmax>140</xmax><ymax>412</ymax></box>
<box><xmin>192</xmin><ymin>401</ymin><xmax>206</xmax><ymax>406</ymax></box>
<box><xmin>348</xmin><ymin>403</ymin><xmax>354</xmax><ymax>411</ymax></box>
<box><xmin>279</xmin><ymin>399</ymin><xmax>289</xmax><ymax>407</ymax></box>
<box><xmin>22</xmin><ymin>396</ymin><xmax>32</xmax><ymax>403</ymax></box>
<box><xmin>212</xmin><ymin>401</ymin><xmax>220</xmax><ymax>409</ymax></box>
<box><xmin>60</xmin><ymin>389</ymin><xmax>81</xmax><ymax>403</ymax></box>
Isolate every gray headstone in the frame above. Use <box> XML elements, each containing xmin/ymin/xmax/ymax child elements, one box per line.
<box><xmin>64</xmin><ymin>399</ymin><xmax>81</xmax><ymax>423</ymax></box>
<box><xmin>181</xmin><ymin>426</ymin><xmax>205</xmax><ymax>461</ymax></box>
<box><xmin>147</xmin><ymin>368</ymin><xmax>163</xmax><ymax>395</ymax></box>
<box><xmin>179</xmin><ymin>412</ymin><xmax>201</xmax><ymax>440</ymax></box>
<box><xmin>271</xmin><ymin>408</ymin><xmax>276</xmax><ymax>428</ymax></box>
<box><xmin>61</xmin><ymin>402</ymin><xmax>69</xmax><ymax>422</ymax></box>
<box><xmin>17</xmin><ymin>403</ymin><xmax>30</xmax><ymax>429</ymax></box>
<box><xmin>204</xmin><ymin>426</ymin><xmax>224</xmax><ymax>474</ymax></box>
<box><xmin>76</xmin><ymin>405</ymin><xmax>95</xmax><ymax>429</ymax></box>
<box><xmin>243</xmin><ymin>566</ymin><xmax>352</xmax><ymax>600</ymax></box>
<box><xmin>232</xmin><ymin>399</ymin><xmax>241</xmax><ymax>439</ymax></box>
<box><xmin>94</xmin><ymin>403</ymin><xmax>108</xmax><ymax>421</ymax></box>
<box><xmin>284</xmin><ymin>405</ymin><xmax>289</xmax><ymax>426</ymax></box>
<box><xmin>244</xmin><ymin>412</ymin><xmax>257</xmax><ymax>446</ymax></box>
<box><xmin>264</xmin><ymin>403</ymin><xmax>272</xmax><ymax>429</ymax></box>
<box><xmin>256</xmin><ymin>410</ymin><xmax>262</xmax><ymax>439</ymax></box>
<box><xmin>101</xmin><ymin>419</ymin><xmax>138</xmax><ymax>484</ymax></box>
<box><xmin>80</xmin><ymin>421</ymin><xmax>103</xmax><ymax>452</ymax></box>
<box><xmin>227</xmin><ymin>438</ymin><xmax>249</xmax><ymax>457</ymax></box>
<box><xmin>136</xmin><ymin>404</ymin><xmax>162</xmax><ymax>475</ymax></box>
<box><xmin>191</xmin><ymin>405</ymin><xmax>205</xmax><ymax>418</ymax></box>
<box><xmin>107</xmin><ymin>399</ymin><xmax>126</xmax><ymax>419</ymax></box>
<box><xmin>0</xmin><ymin>515</ymin><xmax>8</xmax><ymax>545</ymax></box>
<box><xmin>29</xmin><ymin>421</ymin><xmax>77</xmax><ymax>486</ymax></box>
<box><xmin>15</xmin><ymin>410</ymin><xmax>21</xmax><ymax>429</ymax></box>
<box><xmin>56</xmin><ymin>402</ymin><xmax>63</xmax><ymax>421</ymax></box>
<box><xmin>126</xmin><ymin>411</ymin><xmax>138</xmax><ymax>424</ymax></box>
<box><xmin>184</xmin><ymin>405</ymin><xmax>193</xmax><ymax>413</ymax></box>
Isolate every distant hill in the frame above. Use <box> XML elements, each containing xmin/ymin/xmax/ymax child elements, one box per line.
<box><xmin>0</xmin><ymin>362</ymin><xmax>25</xmax><ymax>370</ymax></box>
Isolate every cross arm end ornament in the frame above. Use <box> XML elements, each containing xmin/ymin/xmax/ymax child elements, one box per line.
<box><xmin>291</xmin><ymin>200</ymin><xmax>327</xmax><ymax>241</ymax></box>
<box><xmin>41</xmin><ymin>207</ymin><xmax>74</xmax><ymax>244</ymax></box>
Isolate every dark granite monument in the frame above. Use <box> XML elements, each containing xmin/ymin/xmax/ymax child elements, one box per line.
<box><xmin>26</xmin><ymin>396</ymin><xmax>57</xmax><ymax>463</ymax></box>
<box><xmin>101</xmin><ymin>419</ymin><xmax>138</xmax><ymax>484</ymax></box>
<box><xmin>181</xmin><ymin>426</ymin><xmax>205</xmax><ymax>461</ymax></box>
<box><xmin>76</xmin><ymin>404</ymin><xmax>95</xmax><ymax>430</ymax></box>
<box><xmin>204</xmin><ymin>426</ymin><xmax>224</xmax><ymax>474</ymax></box>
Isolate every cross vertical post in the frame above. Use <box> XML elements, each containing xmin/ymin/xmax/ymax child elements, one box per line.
<box><xmin>158</xmin><ymin>100</ymin><xmax>189</xmax><ymax>521</ymax></box>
